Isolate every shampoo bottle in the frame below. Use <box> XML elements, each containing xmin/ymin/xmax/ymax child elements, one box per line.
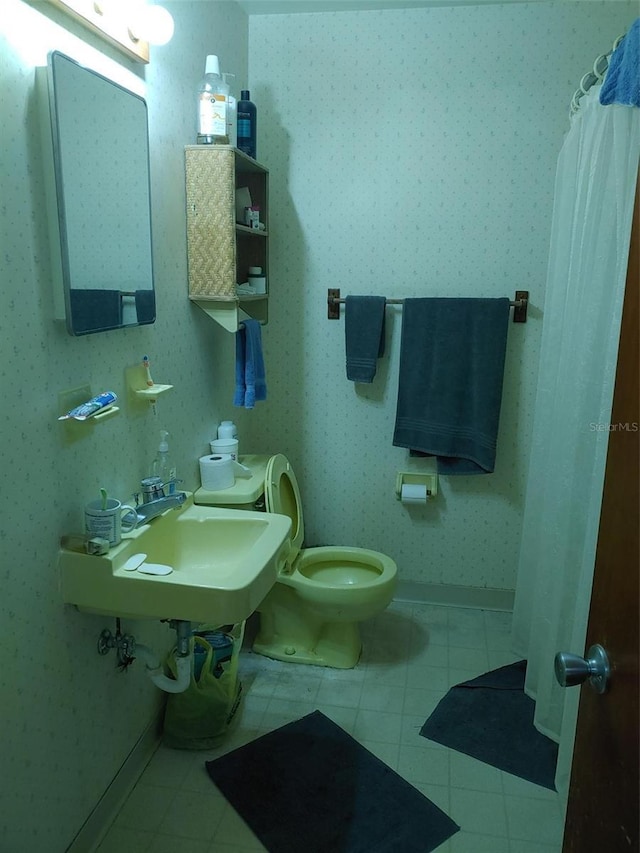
<box><xmin>237</xmin><ymin>90</ymin><xmax>257</xmax><ymax>159</ymax></box>
<box><xmin>152</xmin><ymin>430</ymin><xmax>177</xmax><ymax>494</ymax></box>
<box><xmin>196</xmin><ymin>55</ymin><xmax>229</xmax><ymax>145</ymax></box>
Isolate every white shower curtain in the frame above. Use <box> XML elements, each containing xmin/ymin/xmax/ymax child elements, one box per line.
<box><xmin>511</xmin><ymin>85</ymin><xmax>640</xmax><ymax>797</ymax></box>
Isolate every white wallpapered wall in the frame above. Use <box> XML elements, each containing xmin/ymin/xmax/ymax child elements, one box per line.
<box><xmin>0</xmin><ymin>2</ymin><xmax>248</xmax><ymax>850</ymax></box>
<box><xmin>0</xmin><ymin>1</ymin><xmax>635</xmax><ymax>849</ymax></box>
<box><xmin>245</xmin><ymin>1</ymin><xmax>635</xmax><ymax>589</ymax></box>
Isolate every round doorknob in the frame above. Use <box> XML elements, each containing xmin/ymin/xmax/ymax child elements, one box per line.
<box><xmin>554</xmin><ymin>644</ymin><xmax>610</xmax><ymax>694</ymax></box>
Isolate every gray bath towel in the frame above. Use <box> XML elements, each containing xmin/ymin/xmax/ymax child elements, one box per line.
<box><xmin>393</xmin><ymin>298</ymin><xmax>511</xmax><ymax>474</ymax></box>
<box><xmin>345</xmin><ymin>296</ymin><xmax>387</xmax><ymax>383</ymax></box>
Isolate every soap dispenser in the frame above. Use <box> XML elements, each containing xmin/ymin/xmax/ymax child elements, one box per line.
<box><xmin>152</xmin><ymin>430</ymin><xmax>177</xmax><ymax>495</ymax></box>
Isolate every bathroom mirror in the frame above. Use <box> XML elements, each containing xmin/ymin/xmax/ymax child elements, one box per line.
<box><xmin>47</xmin><ymin>51</ymin><xmax>155</xmax><ymax>335</ymax></box>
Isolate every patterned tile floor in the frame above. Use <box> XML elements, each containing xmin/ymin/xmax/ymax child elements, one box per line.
<box><xmin>97</xmin><ymin>603</ymin><xmax>566</xmax><ymax>853</ymax></box>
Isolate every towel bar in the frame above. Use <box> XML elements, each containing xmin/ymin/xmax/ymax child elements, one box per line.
<box><xmin>327</xmin><ymin>289</ymin><xmax>529</xmax><ymax>323</ymax></box>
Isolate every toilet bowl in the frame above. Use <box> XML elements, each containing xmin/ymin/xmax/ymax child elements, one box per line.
<box><xmin>194</xmin><ymin>454</ymin><xmax>397</xmax><ymax>668</ymax></box>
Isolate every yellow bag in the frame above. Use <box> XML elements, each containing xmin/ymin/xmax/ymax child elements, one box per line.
<box><xmin>163</xmin><ymin>622</ymin><xmax>244</xmax><ymax>749</ymax></box>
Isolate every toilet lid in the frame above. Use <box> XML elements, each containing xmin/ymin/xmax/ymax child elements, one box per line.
<box><xmin>265</xmin><ymin>454</ymin><xmax>304</xmax><ymax>563</ymax></box>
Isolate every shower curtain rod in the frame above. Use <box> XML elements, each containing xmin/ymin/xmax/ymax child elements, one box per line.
<box><xmin>570</xmin><ymin>31</ymin><xmax>625</xmax><ymax>115</ymax></box>
<box><xmin>327</xmin><ymin>289</ymin><xmax>529</xmax><ymax>323</ymax></box>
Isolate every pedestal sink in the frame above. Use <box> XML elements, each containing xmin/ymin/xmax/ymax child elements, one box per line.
<box><xmin>58</xmin><ymin>495</ymin><xmax>291</xmax><ymax>623</ymax></box>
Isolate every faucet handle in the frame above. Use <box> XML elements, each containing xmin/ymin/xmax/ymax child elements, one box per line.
<box><xmin>163</xmin><ymin>477</ymin><xmax>184</xmax><ymax>496</ymax></box>
<box><xmin>141</xmin><ymin>476</ymin><xmax>165</xmax><ymax>501</ymax></box>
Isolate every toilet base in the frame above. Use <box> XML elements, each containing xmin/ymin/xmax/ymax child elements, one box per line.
<box><xmin>253</xmin><ymin>619</ymin><xmax>363</xmax><ymax>669</ymax></box>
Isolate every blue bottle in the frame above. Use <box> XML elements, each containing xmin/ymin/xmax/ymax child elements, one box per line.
<box><xmin>237</xmin><ymin>90</ymin><xmax>257</xmax><ymax>159</ymax></box>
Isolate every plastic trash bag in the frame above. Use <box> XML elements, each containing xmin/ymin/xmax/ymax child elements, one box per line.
<box><xmin>163</xmin><ymin>622</ymin><xmax>244</xmax><ymax>749</ymax></box>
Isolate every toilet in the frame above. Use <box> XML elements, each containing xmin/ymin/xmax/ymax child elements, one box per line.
<box><xmin>194</xmin><ymin>454</ymin><xmax>397</xmax><ymax>668</ymax></box>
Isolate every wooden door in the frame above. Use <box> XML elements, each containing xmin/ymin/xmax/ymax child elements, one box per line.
<box><xmin>562</xmin><ymin>183</ymin><xmax>639</xmax><ymax>851</ymax></box>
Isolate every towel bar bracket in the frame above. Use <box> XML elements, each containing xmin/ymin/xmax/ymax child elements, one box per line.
<box><xmin>513</xmin><ymin>290</ymin><xmax>529</xmax><ymax>323</ymax></box>
<box><xmin>328</xmin><ymin>288</ymin><xmax>341</xmax><ymax>319</ymax></box>
<box><xmin>327</xmin><ymin>289</ymin><xmax>529</xmax><ymax>323</ymax></box>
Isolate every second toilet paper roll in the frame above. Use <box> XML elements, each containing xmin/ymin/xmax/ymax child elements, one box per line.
<box><xmin>199</xmin><ymin>454</ymin><xmax>235</xmax><ymax>491</ymax></box>
<box><xmin>400</xmin><ymin>483</ymin><xmax>429</xmax><ymax>504</ymax></box>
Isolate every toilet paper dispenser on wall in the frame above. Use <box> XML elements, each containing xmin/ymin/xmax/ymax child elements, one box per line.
<box><xmin>395</xmin><ymin>471</ymin><xmax>438</xmax><ymax>504</ymax></box>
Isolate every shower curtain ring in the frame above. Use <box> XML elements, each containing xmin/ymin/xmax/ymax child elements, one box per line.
<box><xmin>579</xmin><ymin>72</ymin><xmax>595</xmax><ymax>95</ymax></box>
<box><xmin>570</xmin><ymin>91</ymin><xmax>581</xmax><ymax>114</ymax></box>
<box><xmin>593</xmin><ymin>53</ymin><xmax>608</xmax><ymax>81</ymax></box>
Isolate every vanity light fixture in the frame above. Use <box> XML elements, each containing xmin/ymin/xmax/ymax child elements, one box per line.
<box><xmin>127</xmin><ymin>3</ymin><xmax>174</xmax><ymax>46</ymax></box>
<box><xmin>44</xmin><ymin>0</ymin><xmax>174</xmax><ymax>63</ymax></box>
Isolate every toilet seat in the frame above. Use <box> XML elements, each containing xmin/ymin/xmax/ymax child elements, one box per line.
<box><xmin>265</xmin><ymin>454</ymin><xmax>304</xmax><ymax>564</ymax></box>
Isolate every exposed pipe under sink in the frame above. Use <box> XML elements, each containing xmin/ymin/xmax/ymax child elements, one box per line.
<box><xmin>136</xmin><ymin>619</ymin><xmax>192</xmax><ymax>693</ymax></box>
<box><xmin>99</xmin><ymin>618</ymin><xmax>192</xmax><ymax>693</ymax></box>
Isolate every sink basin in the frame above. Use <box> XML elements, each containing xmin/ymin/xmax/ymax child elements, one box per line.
<box><xmin>58</xmin><ymin>495</ymin><xmax>291</xmax><ymax>623</ymax></box>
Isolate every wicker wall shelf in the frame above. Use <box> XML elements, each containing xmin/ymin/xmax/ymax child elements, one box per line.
<box><xmin>185</xmin><ymin>145</ymin><xmax>269</xmax><ymax>332</ymax></box>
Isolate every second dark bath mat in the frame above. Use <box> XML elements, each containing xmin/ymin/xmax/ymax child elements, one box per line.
<box><xmin>420</xmin><ymin>659</ymin><xmax>558</xmax><ymax>790</ymax></box>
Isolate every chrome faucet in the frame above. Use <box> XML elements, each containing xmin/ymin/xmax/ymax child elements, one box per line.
<box><xmin>132</xmin><ymin>477</ymin><xmax>187</xmax><ymax>526</ymax></box>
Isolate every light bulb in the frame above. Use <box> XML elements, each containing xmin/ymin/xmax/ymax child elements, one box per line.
<box><xmin>128</xmin><ymin>4</ymin><xmax>174</xmax><ymax>46</ymax></box>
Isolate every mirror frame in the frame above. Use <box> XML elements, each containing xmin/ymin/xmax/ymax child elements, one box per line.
<box><xmin>47</xmin><ymin>51</ymin><xmax>156</xmax><ymax>335</ymax></box>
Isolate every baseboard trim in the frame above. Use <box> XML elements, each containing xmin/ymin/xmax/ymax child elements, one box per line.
<box><xmin>394</xmin><ymin>580</ymin><xmax>515</xmax><ymax>612</ymax></box>
<box><xmin>67</xmin><ymin>707</ymin><xmax>163</xmax><ymax>853</ymax></box>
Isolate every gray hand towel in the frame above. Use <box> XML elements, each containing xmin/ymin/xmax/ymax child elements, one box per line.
<box><xmin>345</xmin><ymin>295</ymin><xmax>387</xmax><ymax>383</ymax></box>
<box><xmin>393</xmin><ymin>298</ymin><xmax>511</xmax><ymax>474</ymax></box>
<box><xmin>135</xmin><ymin>289</ymin><xmax>156</xmax><ymax>324</ymax></box>
<box><xmin>69</xmin><ymin>289</ymin><xmax>123</xmax><ymax>334</ymax></box>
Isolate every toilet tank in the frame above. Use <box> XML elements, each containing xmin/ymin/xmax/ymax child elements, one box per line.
<box><xmin>194</xmin><ymin>454</ymin><xmax>269</xmax><ymax>510</ymax></box>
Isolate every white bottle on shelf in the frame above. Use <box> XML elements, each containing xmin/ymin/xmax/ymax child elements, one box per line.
<box><xmin>218</xmin><ymin>420</ymin><xmax>238</xmax><ymax>440</ymax></box>
<box><xmin>248</xmin><ymin>267</ymin><xmax>266</xmax><ymax>294</ymax></box>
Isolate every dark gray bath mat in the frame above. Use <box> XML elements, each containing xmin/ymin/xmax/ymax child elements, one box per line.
<box><xmin>420</xmin><ymin>660</ymin><xmax>558</xmax><ymax>790</ymax></box>
<box><xmin>206</xmin><ymin>710</ymin><xmax>459</xmax><ymax>852</ymax></box>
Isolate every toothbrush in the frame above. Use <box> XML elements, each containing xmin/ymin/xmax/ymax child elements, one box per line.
<box><xmin>143</xmin><ymin>355</ymin><xmax>154</xmax><ymax>387</ymax></box>
<box><xmin>100</xmin><ymin>487</ymin><xmax>108</xmax><ymax>511</ymax></box>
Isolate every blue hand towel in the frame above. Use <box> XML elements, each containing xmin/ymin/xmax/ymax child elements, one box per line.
<box><xmin>345</xmin><ymin>296</ymin><xmax>387</xmax><ymax>383</ymax></box>
<box><xmin>234</xmin><ymin>319</ymin><xmax>267</xmax><ymax>409</ymax></box>
<box><xmin>600</xmin><ymin>18</ymin><xmax>640</xmax><ymax>107</ymax></box>
<box><xmin>233</xmin><ymin>327</ymin><xmax>246</xmax><ymax>408</ymax></box>
<box><xmin>393</xmin><ymin>298</ymin><xmax>511</xmax><ymax>474</ymax></box>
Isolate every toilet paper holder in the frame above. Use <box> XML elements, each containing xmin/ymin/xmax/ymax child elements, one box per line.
<box><xmin>395</xmin><ymin>471</ymin><xmax>438</xmax><ymax>500</ymax></box>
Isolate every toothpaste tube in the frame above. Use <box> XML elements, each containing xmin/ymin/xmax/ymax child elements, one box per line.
<box><xmin>58</xmin><ymin>391</ymin><xmax>117</xmax><ymax>421</ymax></box>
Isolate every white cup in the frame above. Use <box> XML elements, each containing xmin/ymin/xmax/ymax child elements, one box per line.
<box><xmin>210</xmin><ymin>438</ymin><xmax>238</xmax><ymax>460</ymax></box>
<box><xmin>85</xmin><ymin>498</ymin><xmax>137</xmax><ymax>547</ymax></box>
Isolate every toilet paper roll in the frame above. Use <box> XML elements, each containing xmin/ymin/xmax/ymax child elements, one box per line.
<box><xmin>199</xmin><ymin>454</ymin><xmax>235</xmax><ymax>491</ymax></box>
<box><xmin>400</xmin><ymin>483</ymin><xmax>429</xmax><ymax>504</ymax></box>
